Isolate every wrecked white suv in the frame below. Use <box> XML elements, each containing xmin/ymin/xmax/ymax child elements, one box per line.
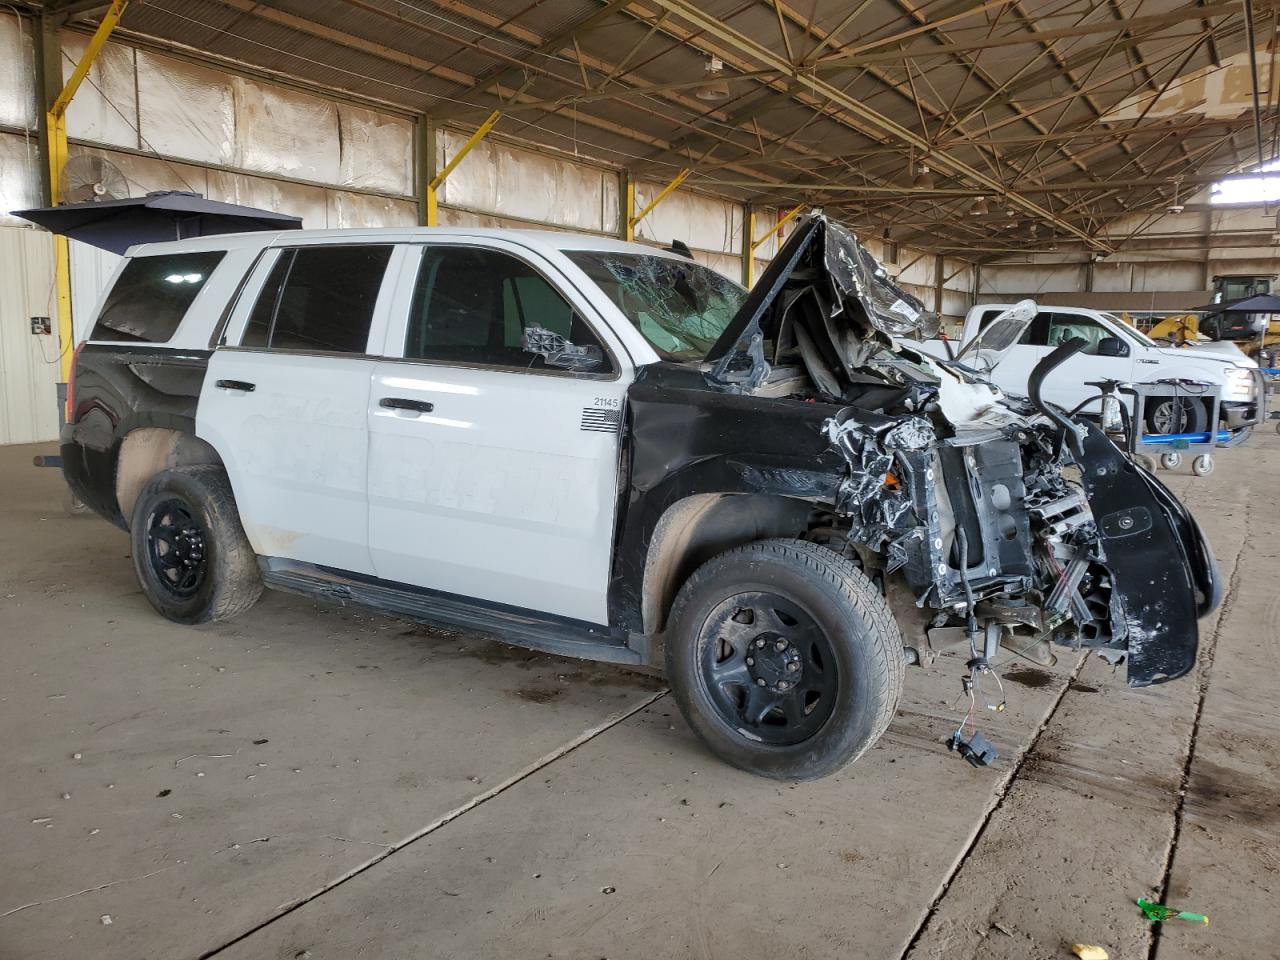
<box><xmin>62</xmin><ymin>216</ymin><xmax>1218</xmax><ymax>779</ymax></box>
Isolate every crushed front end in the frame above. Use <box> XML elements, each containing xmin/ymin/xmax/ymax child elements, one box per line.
<box><xmin>704</xmin><ymin>215</ymin><xmax>1217</xmax><ymax>714</ymax></box>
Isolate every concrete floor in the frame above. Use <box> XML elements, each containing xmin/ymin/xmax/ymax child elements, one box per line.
<box><xmin>1</xmin><ymin>437</ymin><xmax>1275</xmax><ymax>960</ymax></box>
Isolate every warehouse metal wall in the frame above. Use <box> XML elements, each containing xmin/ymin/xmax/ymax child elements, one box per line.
<box><xmin>0</xmin><ymin>13</ymin><xmax>976</xmax><ymax>443</ymax></box>
<box><xmin>0</xmin><ymin>229</ymin><xmax>57</xmax><ymax>445</ymax></box>
<box><xmin>978</xmin><ymin>194</ymin><xmax>1280</xmax><ymax>312</ymax></box>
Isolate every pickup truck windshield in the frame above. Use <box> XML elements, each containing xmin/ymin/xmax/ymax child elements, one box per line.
<box><xmin>1100</xmin><ymin>312</ymin><xmax>1158</xmax><ymax>347</ymax></box>
<box><xmin>567</xmin><ymin>251</ymin><xmax>746</xmax><ymax>361</ymax></box>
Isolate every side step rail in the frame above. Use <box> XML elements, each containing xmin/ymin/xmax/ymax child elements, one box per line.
<box><xmin>259</xmin><ymin>558</ymin><xmax>647</xmax><ymax>666</ymax></box>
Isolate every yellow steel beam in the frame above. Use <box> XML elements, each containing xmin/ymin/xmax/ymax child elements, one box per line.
<box><xmin>745</xmin><ymin>204</ymin><xmax>803</xmax><ymax>287</ymax></box>
<box><xmin>50</xmin><ymin>1</ymin><xmax>128</xmax><ymax>121</ymax></box>
<box><xmin>742</xmin><ymin>204</ymin><xmax>755</xmax><ymax>287</ymax></box>
<box><xmin>47</xmin><ymin>0</ymin><xmax>128</xmax><ymax>388</ymax></box>
<box><xmin>627</xmin><ymin>167</ymin><xmax>691</xmax><ymax>236</ymax></box>
<box><xmin>425</xmin><ymin>110</ymin><xmax>501</xmax><ymax>226</ymax></box>
<box><xmin>750</xmin><ymin>203</ymin><xmax>803</xmax><ymax>254</ymax></box>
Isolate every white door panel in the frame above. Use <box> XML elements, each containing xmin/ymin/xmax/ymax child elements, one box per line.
<box><xmin>1039</xmin><ymin>353</ymin><xmax>1134</xmax><ymax>412</ymax></box>
<box><xmin>368</xmin><ymin>364</ymin><xmax>625</xmax><ymax>623</ymax></box>
<box><xmin>198</xmin><ymin>351</ymin><xmax>376</xmax><ymax>572</ymax></box>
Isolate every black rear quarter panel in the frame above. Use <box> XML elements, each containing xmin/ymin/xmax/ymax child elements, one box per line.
<box><xmin>61</xmin><ymin>344</ymin><xmax>211</xmax><ymax>527</ymax></box>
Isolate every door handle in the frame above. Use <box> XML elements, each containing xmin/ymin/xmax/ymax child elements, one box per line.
<box><xmin>380</xmin><ymin>397</ymin><xmax>434</xmax><ymax>413</ymax></box>
<box><xmin>215</xmin><ymin>379</ymin><xmax>256</xmax><ymax>392</ymax></box>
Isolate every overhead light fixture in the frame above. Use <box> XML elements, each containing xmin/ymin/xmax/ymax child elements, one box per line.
<box><xmin>696</xmin><ymin>56</ymin><xmax>731</xmax><ymax>102</ymax></box>
<box><xmin>969</xmin><ymin>196</ymin><xmax>989</xmax><ymax>216</ymax></box>
<box><xmin>912</xmin><ymin>162</ymin><xmax>936</xmax><ymax>190</ymax></box>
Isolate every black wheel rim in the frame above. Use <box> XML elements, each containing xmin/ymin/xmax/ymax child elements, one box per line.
<box><xmin>145</xmin><ymin>498</ymin><xmax>207</xmax><ymax>599</ymax></box>
<box><xmin>697</xmin><ymin>591</ymin><xmax>840</xmax><ymax>746</ymax></box>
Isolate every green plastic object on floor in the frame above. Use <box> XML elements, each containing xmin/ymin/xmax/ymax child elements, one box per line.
<box><xmin>1137</xmin><ymin>898</ymin><xmax>1209</xmax><ymax>925</ymax></box>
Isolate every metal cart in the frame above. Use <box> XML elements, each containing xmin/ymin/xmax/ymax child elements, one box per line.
<box><xmin>1080</xmin><ymin>378</ymin><xmax>1256</xmax><ymax>477</ymax></box>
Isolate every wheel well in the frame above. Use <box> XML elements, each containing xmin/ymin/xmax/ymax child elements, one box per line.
<box><xmin>116</xmin><ymin>428</ymin><xmax>225</xmax><ymax>526</ymax></box>
<box><xmin>641</xmin><ymin>493</ymin><xmax>812</xmax><ymax>635</ymax></box>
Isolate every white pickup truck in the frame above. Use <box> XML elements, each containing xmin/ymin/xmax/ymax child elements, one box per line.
<box><xmin>917</xmin><ymin>303</ymin><xmax>1261</xmax><ymax>435</ymax></box>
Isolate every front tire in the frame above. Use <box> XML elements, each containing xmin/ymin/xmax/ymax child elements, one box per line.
<box><xmin>666</xmin><ymin>539</ymin><xmax>904</xmax><ymax>780</ymax></box>
<box><xmin>130</xmin><ymin>466</ymin><xmax>262</xmax><ymax>625</ymax></box>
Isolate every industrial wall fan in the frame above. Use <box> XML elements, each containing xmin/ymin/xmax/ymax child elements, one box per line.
<box><xmin>60</xmin><ymin>154</ymin><xmax>129</xmax><ymax>203</ymax></box>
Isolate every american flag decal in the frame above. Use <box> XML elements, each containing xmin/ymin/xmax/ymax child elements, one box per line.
<box><xmin>580</xmin><ymin>407</ymin><xmax>622</xmax><ymax>433</ymax></box>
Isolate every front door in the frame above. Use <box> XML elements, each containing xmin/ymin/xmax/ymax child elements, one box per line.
<box><xmin>198</xmin><ymin>243</ymin><xmax>402</xmax><ymax>573</ymax></box>
<box><xmin>1035</xmin><ymin>312</ymin><xmax>1136</xmax><ymax>413</ymax></box>
<box><xmin>366</xmin><ymin>241</ymin><xmax>632</xmax><ymax>624</ymax></box>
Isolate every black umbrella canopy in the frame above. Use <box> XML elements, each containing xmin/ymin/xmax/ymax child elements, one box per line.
<box><xmin>1198</xmin><ymin>294</ymin><xmax>1280</xmax><ymax>315</ymax></box>
<box><xmin>12</xmin><ymin>191</ymin><xmax>302</xmax><ymax>254</ymax></box>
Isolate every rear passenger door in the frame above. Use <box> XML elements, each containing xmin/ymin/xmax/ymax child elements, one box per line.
<box><xmin>366</xmin><ymin>241</ymin><xmax>632</xmax><ymax>624</ymax></box>
<box><xmin>198</xmin><ymin>243</ymin><xmax>403</xmax><ymax>574</ymax></box>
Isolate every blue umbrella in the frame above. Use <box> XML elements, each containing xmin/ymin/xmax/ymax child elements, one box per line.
<box><xmin>13</xmin><ymin>190</ymin><xmax>302</xmax><ymax>254</ymax></box>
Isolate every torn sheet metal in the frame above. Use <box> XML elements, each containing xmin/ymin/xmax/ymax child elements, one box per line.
<box><xmin>822</xmin><ymin>219</ymin><xmax>939</xmax><ymax>339</ymax></box>
<box><xmin>707</xmin><ymin>216</ymin><xmax>938</xmax><ymax>396</ymax></box>
<box><xmin>619</xmin><ymin>213</ymin><xmax>1214</xmax><ymax>692</ymax></box>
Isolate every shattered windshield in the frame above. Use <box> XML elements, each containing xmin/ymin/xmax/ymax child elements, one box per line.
<box><xmin>567</xmin><ymin>251</ymin><xmax>747</xmax><ymax>361</ymax></box>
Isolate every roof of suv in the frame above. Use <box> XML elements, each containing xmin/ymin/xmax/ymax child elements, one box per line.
<box><xmin>126</xmin><ymin>226</ymin><xmax>696</xmax><ymax>262</ymax></box>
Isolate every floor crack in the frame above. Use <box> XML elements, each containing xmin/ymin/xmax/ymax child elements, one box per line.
<box><xmin>895</xmin><ymin>654</ymin><xmax>1088</xmax><ymax>960</ymax></box>
<box><xmin>0</xmin><ymin>867</ymin><xmax>177</xmax><ymax>920</ymax></box>
<box><xmin>1147</xmin><ymin>497</ymin><xmax>1251</xmax><ymax>960</ymax></box>
<box><xmin>198</xmin><ymin>689</ymin><xmax>667</xmax><ymax>959</ymax></box>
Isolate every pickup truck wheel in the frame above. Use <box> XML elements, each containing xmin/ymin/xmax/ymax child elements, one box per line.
<box><xmin>666</xmin><ymin>539</ymin><xmax>904</xmax><ymax>780</ymax></box>
<box><xmin>1145</xmin><ymin>396</ymin><xmax>1206</xmax><ymax>435</ymax></box>
<box><xmin>130</xmin><ymin>466</ymin><xmax>262</xmax><ymax>625</ymax></box>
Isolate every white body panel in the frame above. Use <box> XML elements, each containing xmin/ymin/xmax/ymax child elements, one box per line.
<box><xmin>365</xmin><ymin>240</ymin><xmax>636</xmax><ymax>624</ymax></box>
<box><xmin>198</xmin><ymin>350</ymin><xmax>377</xmax><ymax>571</ymax></box>
<box><xmin>366</xmin><ymin>364</ymin><xmax>628</xmax><ymax>622</ymax></box>
<box><xmin>195</xmin><ymin>243</ymin><xmax>406</xmax><ymax>573</ymax></box>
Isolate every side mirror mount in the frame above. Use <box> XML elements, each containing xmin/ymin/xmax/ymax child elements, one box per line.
<box><xmin>522</xmin><ymin>324</ymin><xmax>606</xmax><ymax>372</ymax></box>
<box><xmin>1096</xmin><ymin>336</ymin><xmax>1128</xmax><ymax>358</ymax></box>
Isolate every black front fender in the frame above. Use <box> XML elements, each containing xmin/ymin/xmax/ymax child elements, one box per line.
<box><xmin>1075</xmin><ymin>424</ymin><xmax>1215</xmax><ymax>686</ymax></box>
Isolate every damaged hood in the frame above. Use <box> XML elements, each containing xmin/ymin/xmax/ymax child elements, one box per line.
<box><xmin>707</xmin><ymin>215</ymin><xmax>940</xmax><ymax>392</ymax></box>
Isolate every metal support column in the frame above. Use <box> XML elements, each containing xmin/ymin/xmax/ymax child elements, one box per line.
<box><xmin>425</xmin><ymin>110</ymin><xmax>500</xmax><ymax>226</ymax></box>
<box><xmin>741</xmin><ymin>203</ymin><xmax>755</xmax><ymax>287</ymax></box>
<box><xmin>417</xmin><ymin>115</ymin><xmax>437</xmax><ymax>227</ymax></box>
<box><xmin>620</xmin><ymin>170</ymin><xmax>635</xmax><ymax>241</ymax></box>
<box><xmin>627</xmin><ymin>167</ymin><xmax>690</xmax><ymax>239</ymax></box>
<box><xmin>745</xmin><ymin>203</ymin><xmax>803</xmax><ymax>287</ymax></box>
<box><xmin>40</xmin><ymin>0</ymin><xmax>129</xmax><ymax>397</ymax></box>
<box><xmin>933</xmin><ymin>253</ymin><xmax>944</xmax><ymax>317</ymax></box>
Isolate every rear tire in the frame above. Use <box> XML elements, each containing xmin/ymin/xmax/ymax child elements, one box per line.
<box><xmin>130</xmin><ymin>466</ymin><xmax>262</xmax><ymax>625</ymax></box>
<box><xmin>666</xmin><ymin>539</ymin><xmax>904</xmax><ymax>780</ymax></box>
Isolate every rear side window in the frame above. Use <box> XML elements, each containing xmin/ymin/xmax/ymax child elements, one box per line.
<box><xmin>241</xmin><ymin>245</ymin><xmax>392</xmax><ymax>353</ymax></box>
<box><xmin>90</xmin><ymin>251</ymin><xmax>226</xmax><ymax>343</ymax></box>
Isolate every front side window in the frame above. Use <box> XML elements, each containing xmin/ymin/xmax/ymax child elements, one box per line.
<box><xmin>241</xmin><ymin>245</ymin><xmax>392</xmax><ymax>353</ymax></box>
<box><xmin>90</xmin><ymin>251</ymin><xmax>225</xmax><ymax>342</ymax></box>
<box><xmin>1045</xmin><ymin>313</ymin><xmax>1112</xmax><ymax>355</ymax></box>
<box><xmin>405</xmin><ymin>246</ymin><xmax>612</xmax><ymax>372</ymax></box>
<box><xmin>567</xmin><ymin>251</ymin><xmax>746</xmax><ymax>361</ymax></box>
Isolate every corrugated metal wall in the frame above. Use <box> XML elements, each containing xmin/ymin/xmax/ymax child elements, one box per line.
<box><xmin>0</xmin><ymin>228</ymin><xmax>58</xmax><ymax>444</ymax></box>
